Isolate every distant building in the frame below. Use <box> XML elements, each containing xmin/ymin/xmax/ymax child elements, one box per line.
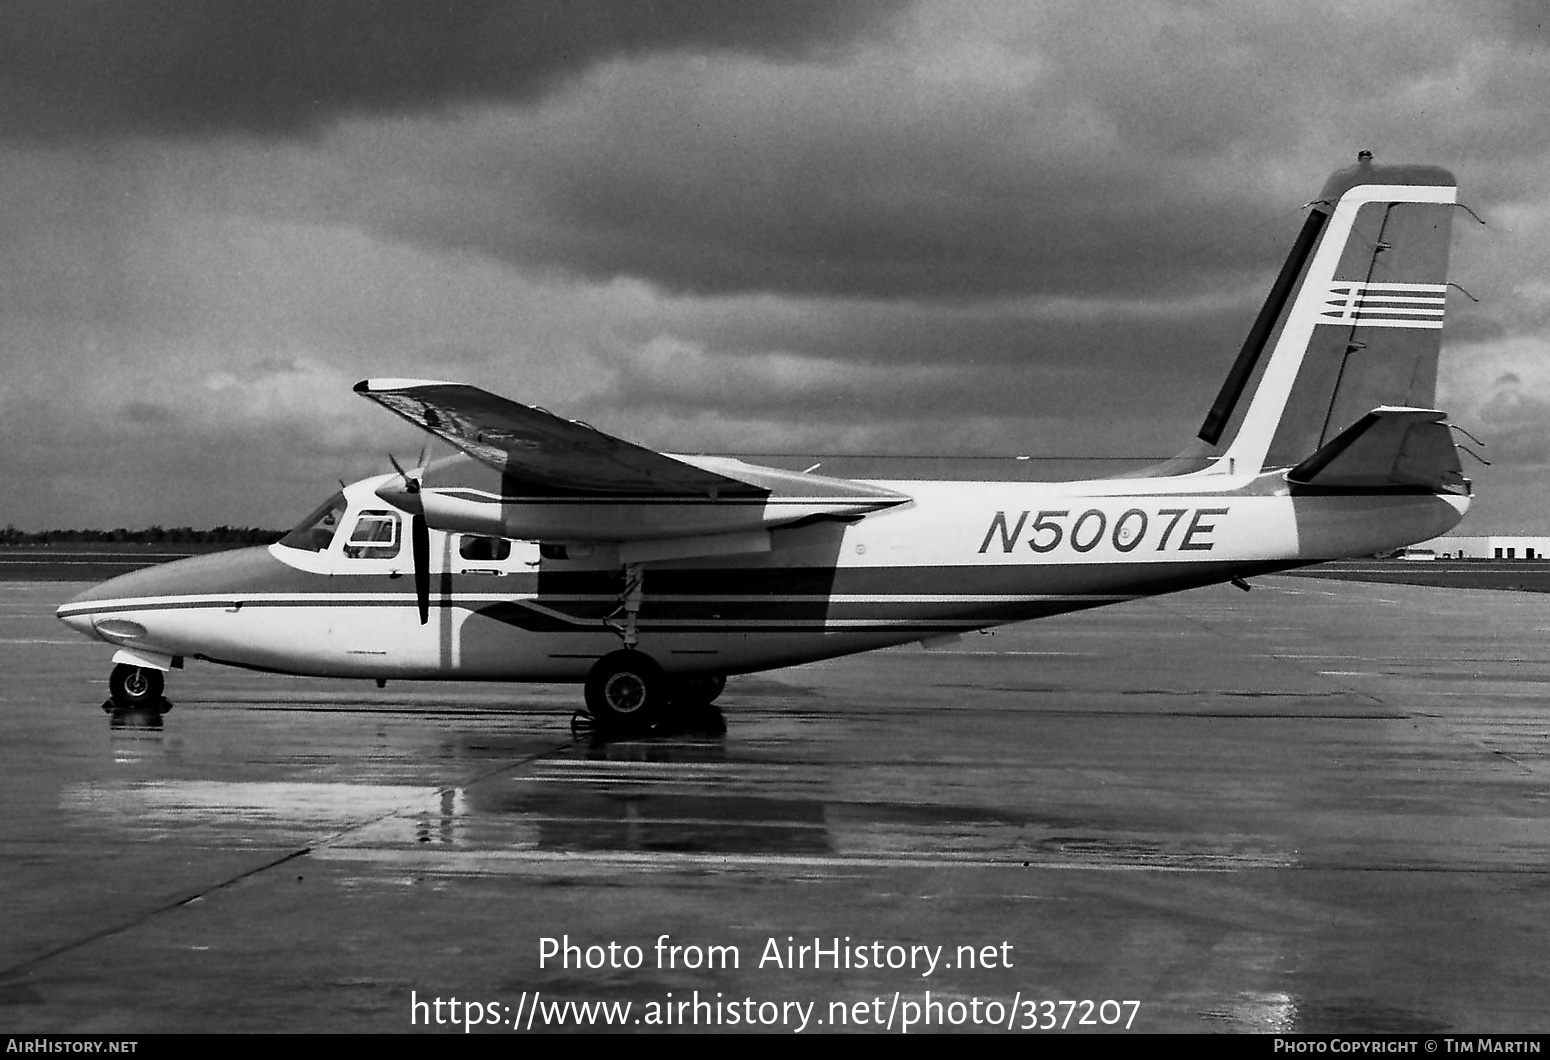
<box><xmin>1420</xmin><ymin>536</ymin><xmax>1550</xmax><ymax>560</ymax></box>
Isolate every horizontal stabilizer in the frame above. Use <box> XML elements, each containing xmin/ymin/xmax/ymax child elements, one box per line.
<box><xmin>1286</xmin><ymin>407</ymin><xmax>1466</xmax><ymax>493</ymax></box>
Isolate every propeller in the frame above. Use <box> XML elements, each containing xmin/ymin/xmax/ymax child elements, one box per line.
<box><xmin>387</xmin><ymin>446</ymin><xmax>428</xmax><ymax>489</ymax></box>
<box><xmin>384</xmin><ymin>449</ymin><xmax>432</xmax><ymax>625</ymax></box>
<box><xmin>411</xmin><ymin>512</ymin><xmax>430</xmax><ymax>625</ymax></box>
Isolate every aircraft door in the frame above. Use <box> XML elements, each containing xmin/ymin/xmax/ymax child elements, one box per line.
<box><xmin>331</xmin><ymin>508</ymin><xmax>425</xmax><ymax>668</ymax></box>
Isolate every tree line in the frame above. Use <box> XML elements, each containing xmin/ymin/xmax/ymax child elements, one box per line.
<box><xmin>1</xmin><ymin>525</ymin><xmax>283</xmax><ymax>545</ymax></box>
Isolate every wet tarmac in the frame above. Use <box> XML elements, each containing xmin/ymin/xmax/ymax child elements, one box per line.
<box><xmin>2</xmin><ymin>577</ymin><xmax>1548</xmax><ymax>1033</ymax></box>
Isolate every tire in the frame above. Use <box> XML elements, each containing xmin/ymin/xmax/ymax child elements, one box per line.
<box><xmin>584</xmin><ymin>651</ymin><xmax>666</xmax><ymax>730</ymax></box>
<box><xmin>109</xmin><ymin>664</ymin><xmax>164</xmax><ymax>710</ymax></box>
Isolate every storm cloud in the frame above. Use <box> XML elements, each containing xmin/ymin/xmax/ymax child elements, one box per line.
<box><xmin>4</xmin><ymin>1</ymin><xmax>1549</xmax><ymax>533</ymax></box>
<box><xmin>0</xmin><ymin>0</ymin><xmax>904</xmax><ymax>140</ymax></box>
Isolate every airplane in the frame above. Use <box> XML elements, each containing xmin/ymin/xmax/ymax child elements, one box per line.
<box><xmin>58</xmin><ymin>155</ymin><xmax>1474</xmax><ymax>732</ymax></box>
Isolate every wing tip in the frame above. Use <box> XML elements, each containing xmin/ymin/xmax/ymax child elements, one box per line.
<box><xmin>355</xmin><ymin>377</ymin><xmax>462</xmax><ymax>395</ymax></box>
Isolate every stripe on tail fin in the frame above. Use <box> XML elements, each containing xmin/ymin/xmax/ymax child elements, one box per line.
<box><xmin>1198</xmin><ymin>156</ymin><xmax>1457</xmax><ymax>474</ymax></box>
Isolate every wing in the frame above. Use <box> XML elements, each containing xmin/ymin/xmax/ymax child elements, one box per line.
<box><xmin>355</xmin><ymin>378</ymin><xmax>763</xmax><ymax>498</ymax></box>
<box><xmin>355</xmin><ymin>379</ymin><xmax>909</xmax><ymax>549</ymax></box>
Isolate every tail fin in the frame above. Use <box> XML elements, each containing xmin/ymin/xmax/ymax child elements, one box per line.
<box><xmin>1197</xmin><ymin>155</ymin><xmax>1457</xmax><ymax>474</ymax></box>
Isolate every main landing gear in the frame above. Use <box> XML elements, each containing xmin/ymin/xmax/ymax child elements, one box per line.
<box><xmin>571</xmin><ymin>565</ymin><xmax>727</xmax><ymax>739</ymax></box>
<box><xmin>104</xmin><ymin>663</ymin><xmax>171</xmax><ymax>715</ymax></box>
<box><xmin>571</xmin><ymin>650</ymin><xmax>726</xmax><ymax>739</ymax></box>
<box><xmin>585</xmin><ymin>650</ymin><xmax>669</xmax><ymax>728</ymax></box>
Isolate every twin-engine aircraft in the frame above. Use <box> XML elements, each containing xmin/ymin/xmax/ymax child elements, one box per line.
<box><xmin>59</xmin><ymin>157</ymin><xmax>1473</xmax><ymax>731</ymax></box>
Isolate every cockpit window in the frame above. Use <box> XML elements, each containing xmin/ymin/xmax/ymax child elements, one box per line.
<box><xmin>345</xmin><ymin>510</ymin><xmax>401</xmax><ymax>559</ymax></box>
<box><xmin>278</xmin><ymin>493</ymin><xmax>347</xmax><ymax>553</ymax></box>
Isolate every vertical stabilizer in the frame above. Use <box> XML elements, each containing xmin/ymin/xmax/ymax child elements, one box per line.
<box><xmin>1198</xmin><ymin>156</ymin><xmax>1457</xmax><ymax>473</ymax></box>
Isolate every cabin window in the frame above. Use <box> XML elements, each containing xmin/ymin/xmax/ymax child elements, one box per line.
<box><xmin>345</xmin><ymin>510</ymin><xmax>402</xmax><ymax>559</ymax></box>
<box><xmin>279</xmin><ymin>493</ymin><xmax>347</xmax><ymax>552</ymax></box>
<box><xmin>459</xmin><ymin>535</ymin><xmax>511</xmax><ymax>561</ymax></box>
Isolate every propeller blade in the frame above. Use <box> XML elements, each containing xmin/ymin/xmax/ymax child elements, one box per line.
<box><xmin>389</xmin><ymin>452</ymin><xmax>423</xmax><ymax>491</ymax></box>
<box><xmin>412</xmin><ymin>513</ymin><xmax>430</xmax><ymax>625</ymax></box>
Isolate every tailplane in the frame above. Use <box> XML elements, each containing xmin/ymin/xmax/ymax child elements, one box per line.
<box><xmin>1285</xmin><ymin>406</ymin><xmax>1466</xmax><ymax>494</ymax></box>
<box><xmin>1197</xmin><ymin>154</ymin><xmax>1458</xmax><ymax>476</ymax></box>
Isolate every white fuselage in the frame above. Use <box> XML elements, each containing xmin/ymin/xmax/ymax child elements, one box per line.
<box><xmin>56</xmin><ymin>466</ymin><xmax>1467</xmax><ymax>685</ymax></box>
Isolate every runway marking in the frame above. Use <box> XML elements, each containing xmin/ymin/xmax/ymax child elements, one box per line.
<box><xmin>1411</xmin><ymin>689</ymin><xmax>1550</xmax><ymax>700</ymax></box>
<box><xmin>536</xmin><ymin>760</ymin><xmax>793</xmax><ymax>779</ymax></box>
<box><xmin>307</xmin><ymin>846</ymin><xmax>1296</xmax><ymax>874</ymax></box>
<box><xmin>928</xmin><ymin>650</ymin><xmax>1096</xmax><ymax>657</ymax></box>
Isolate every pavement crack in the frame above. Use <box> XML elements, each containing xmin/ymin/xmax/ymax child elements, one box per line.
<box><xmin>0</xmin><ymin>847</ymin><xmax>314</xmax><ymax>984</ymax></box>
<box><xmin>1141</xmin><ymin>593</ymin><xmax>1390</xmax><ymax>708</ymax></box>
<box><xmin>0</xmin><ymin>738</ymin><xmax>576</xmax><ymax>985</ymax></box>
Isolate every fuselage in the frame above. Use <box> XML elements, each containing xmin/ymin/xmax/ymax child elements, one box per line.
<box><xmin>56</xmin><ymin>466</ymin><xmax>1467</xmax><ymax>685</ymax></box>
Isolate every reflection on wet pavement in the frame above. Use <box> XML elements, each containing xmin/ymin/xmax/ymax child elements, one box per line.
<box><xmin>71</xmin><ymin>717</ymin><xmax>1296</xmax><ymax>875</ymax></box>
<box><xmin>9</xmin><ymin>580</ymin><xmax>1550</xmax><ymax>1031</ymax></box>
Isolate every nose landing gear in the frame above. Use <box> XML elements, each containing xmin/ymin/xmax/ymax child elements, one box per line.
<box><xmin>106</xmin><ymin>663</ymin><xmax>171</xmax><ymax>714</ymax></box>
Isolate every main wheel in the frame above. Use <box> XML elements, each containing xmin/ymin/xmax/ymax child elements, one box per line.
<box><xmin>584</xmin><ymin>651</ymin><xmax>666</xmax><ymax>731</ymax></box>
<box><xmin>108</xmin><ymin>664</ymin><xmax>164</xmax><ymax>710</ymax></box>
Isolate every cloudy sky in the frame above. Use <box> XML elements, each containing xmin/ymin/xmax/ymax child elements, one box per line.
<box><xmin>4</xmin><ymin>0</ymin><xmax>1547</xmax><ymax>532</ymax></box>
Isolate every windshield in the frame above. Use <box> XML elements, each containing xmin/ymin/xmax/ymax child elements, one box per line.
<box><xmin>278</xmin><ymin>492</ymin><xmax>348</xmax><ymax>552</ymax></box>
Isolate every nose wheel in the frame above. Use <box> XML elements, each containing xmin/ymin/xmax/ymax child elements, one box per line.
<box><xmin>108</xmin><ymin>663</ymin><xmax>165</xmax><ymax>711</ymax></box>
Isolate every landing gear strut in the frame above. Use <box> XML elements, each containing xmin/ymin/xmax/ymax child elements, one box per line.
<box><xmin>108</xmin><ymin>663</ymin><xmax>166</xmax><ymax>711</ymax></box>
<box><xmin>602</xmin><ymin>562</ymin><xmax>646</xmax><ymax>649</ymax></box>
<box><xmin>578</xmin><ymin>565</ymin><xmax>727</xmax><ymax>738</ymax></box>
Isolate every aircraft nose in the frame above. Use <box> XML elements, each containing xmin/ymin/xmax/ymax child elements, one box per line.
<box><xmin>57</xmin><ymin>578</ymin><xmax>122</xmax><ymax>639</ymax></box>
<box><xmin>55</xmin><ymin>544</ymin><xmax>289</xmax><ymax>640</ymax></box>
<box><xmin>55</xmin><ymin>603</ymin><xmax>97</xmax><ymax>637</ymax></box>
